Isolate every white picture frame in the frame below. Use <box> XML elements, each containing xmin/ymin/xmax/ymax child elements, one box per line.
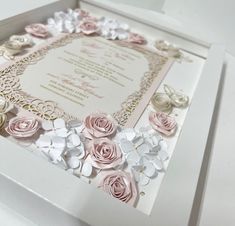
<box><xmin>0</xmin><ymin>1</ymin><xmax>225</xmax><ymax>226</ymax></box>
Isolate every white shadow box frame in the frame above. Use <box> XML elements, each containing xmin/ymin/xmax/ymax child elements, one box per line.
<box><xmin>0</xmin><ymin>0</ymin><xmax>225</xmax><ymax>226</ymax></box>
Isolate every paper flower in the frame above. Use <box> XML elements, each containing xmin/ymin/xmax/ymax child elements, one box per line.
<box><xmin>64</xmin><ymin>133</ymin><xmax>86</xmax><ymax>169</ymax></box>
<box><xmin>98</xmin><ymin>170</ymin><xmax>138</xmax><ymax>205</ymax></box>
<box><xmin>2</xmin><ymin>40</ymin><xmax>24</xmax><ymax>56</ymax></box>
<box><xmin>99</xmin><ymin>17</ymin><xmax>129</xmax><ymax>40</ymax></box>
<box><xmin>0</xmin><ymin>97</ymin><xmax>13</xmax><ymax>114</ymax></box>
<box><xmin>87</xmin><ymin>138</ymin><xmax>122</xmax><ymax>169</ymax></box>
<box><xmin>0</xmin><ymin>97</ymin><xmax>13</xmax><ymax>130</ymax></box>
<box><xmin>131</xmin><ymin>157</ymin><xmax>157</xmax><ymax>186</ymax></box>
<box><xmin>25</xmin><ymin>23</ymin><xmax>49</xmax><ymax>38</ymax></box>
<box><xmin>9</xmin><ymin>35</ymin><xmax>34</xmax><ymax>47</ymax></box>
<box><xmin>6</xmin><ymin>117</ymin><xmax>40</xmax><ymax>138</ymax></box>
<box><xmin>36</xmin><ymin>118</ymin><xmax>93</xmax><ymax>177</ymax></box>
<box><xmin>149</xmin><ymin>112</ymin><xmax>177</xmax><ymax>136</ymax></box>
<box><xmin>78</xmin><ymin>20</ymin><xmax>100</xmax><ymax>35</ymax></box>
<box><xmin>47</xmin><ymin>9</ymin><xmax>78</xmax><ymax>34</ymax></box>
<box><xmin>0</xmin><ymin>114</ymin><xmax>6</xmax><ymax>130</ymax></box>
<box><xmin>47</xmin><ymin>8</ymin><xmax>95</xmax><ymax>34</ymax></box>
<box><xmin>151</xmin><ymin>92</ymin><xmax>173</xmax><ymax>114</ymax></box>
<box><xmin>164</xmin><ymin>84</ymin><xmax>189</xmax><ymax>108</ymax></box>
<box><xmin>155</xmin><ymin>40</ymin><xmax>192</xmax><ymax>62</ymax></box>
<box><xmin>42</xmin><ymin>118</ymin><xmax>68</xmax><ymax>137</ymax></box>
<box><xmin>127</xmin><ymin>33</ymin><xmax>146</xmax><ymax>44</ymax></box>
<box><xmin>74</xmin><ymin>8</ymin><xmax>90</xmax><ymax>19</ymax></box>
<box><xmin>83</xmin><ymin>113</ymin><xmax>117</xmax><ymax>139</ymax></box>
<box><xmin>36</xmin><ymin>135</ymin><xmax>66</xmax><ymax>163</ymax></box>
<box><xmin>116</xmin><ymin>127</ymin><xmax>168</xmax><ymax>185</ymax></box>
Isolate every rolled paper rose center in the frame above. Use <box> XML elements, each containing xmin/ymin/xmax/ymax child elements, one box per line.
<box><xmin>6</xmin><ymin>117</ymin><xmax>40</xmax><ymax>138</ymax></box>
<box><xmin>149</xmin><ymin>112</ymin><xmax>177</xmax><ymax>136</ymax></box>
<box><xmin>18</xmin><ymin>122</ymin><xmax>28</xmax><ymax>129</ymax></box>
<box><xmin>99</xmin><ymin>171</ymin><xmax>137</xmax><ymax>205</ymax></box>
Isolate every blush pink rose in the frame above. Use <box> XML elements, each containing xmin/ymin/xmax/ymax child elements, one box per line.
<box><xmin>128</xmin><ymin>32</ymin><xmax>146</xmax><ymax>44</ymax></box>
<box><xmin>6</xmin><ymin>117</ymin><xmax>40</xmax><ymax>138</ymax></box>
<box><xmin>74</xmin><ymin>9</ymin><xmax>89</xmax><ymax>18</ymax></box>
<box><xmin>98</xmin><ymin>170</ymin><xmax>138</xmax><ymax>205</ymax></box>
<box><xmin>79</xmin><ymin>20</ymin><xmax>99</xmax><ymax>35</ymax></box>
<box><xmin>87</xmin><ymin>138</ymin><xmax>122</xmax><ymax>169</ymax></box>
<box><xmin>25</xmin><ymin>23</ymin><xmax>49</xmax><ymax>38</ymax></box>
<box><xmin>149</xmin><ymin>111</ymin><xmax>177</xmax><ymax>136</ymax></box>
<box><xmin>84</xmin><ymin>113</ymin><xmax>117</xmax><ymax>139</ymax></box>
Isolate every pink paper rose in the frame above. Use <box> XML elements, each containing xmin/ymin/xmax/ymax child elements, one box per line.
<box><xmin>79</xmin><ymin>20</ymin><xmax>99</xmax><ymax>35</ymax></box>
<box><xmin>74</xmin><ymin>9</ymin><xmax>89</xmax><ymax>18</ymax></box>
<box><xmin>6</xmin><ymin>117</ymin><xmax>40</xmax><ymax>138</ymax></box>
<box><xmin>149</xmin><ymin>111</ymin><xmax>177</xmax><ymax>136</ymax></box>
<box><xmin>128</xmin><ymin>32</ymin><xmax>146</xmax><ymax>44</ymax></box>
<box><xmin>87</xmin><ymin>138</ymin><xmax>122</xmax><ymax>169</ymax></box>
<box><xmin>99</xmin><ymin>170</ymin><xmax>138</xmax><ymax>205</ymax></box>
<box><xmin>84</xmin><ymin>113</ymin><xmax>117</xmax><ymax>139</ymax></box>
<box><xmin>25</xmin><ymin>23</ymin><xmax>49</xmax><ymax>38</ymax></box>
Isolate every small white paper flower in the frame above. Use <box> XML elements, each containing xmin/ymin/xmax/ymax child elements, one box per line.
<box><xmin>42</xmin><ymin>118</ymin><xmax>68</xmax><ymax>137</ymax></box>
<box><xmin>115</xmin><ymin>126</ymin><xmax>168</xmax><ymax>186</ymax></box>
<box><xmin>47</xmin><ymin>9</ymin><xmax>81</xmax><ymax>34</ymax></box>
<box><xmin>36</xmin><ymin>135</ymin><xmax>66</xmax><ymax>163</ymax></box>
<box><xmin>99</xmin><ymin>17</ymin><xmax>129</xmax><ymax>40</ymax></box>
<box><xmin>131</xmin><ymin>157</ymin><xmax>156</xmax><ymax>186</ymax></box>
<box><xmin>37</xmin><ymin>118</ymin><xmax>93</xmax><ymax>178</ymax></box>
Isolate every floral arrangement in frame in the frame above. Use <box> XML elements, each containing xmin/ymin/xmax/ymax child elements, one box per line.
<box><xmin>0</xmin><ymin>4</ymin><xmax>223</xmax><ymax>225</ymax></box>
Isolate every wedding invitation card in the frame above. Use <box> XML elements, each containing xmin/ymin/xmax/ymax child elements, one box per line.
<box><xmin>0</xmin><ymin>34</ymin><xmax>172</xmax><ymax>127</ymax></box>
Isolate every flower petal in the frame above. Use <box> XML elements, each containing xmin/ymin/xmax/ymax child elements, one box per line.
<box><xmin>51</xmin><ymin>136</ymin><xmax>66</xmax><ymax>149</ymax></box>
<box><xmin>126</xmin><ymin>151</ymin><xmax>140</xmax><ymax>165</ymax></box>
<box><xmin>136</xmin><ymin>143</ymin><xmax>150</xmax><ymax>156</ymax></box>
<box><xmin>54</xmin><ymin>118</ymin><xmax>66</xmax><ymax>129</ymax></box>
<box><xmin>158</xmin><ymin>150</ymin><xmax>169</xmax><ymax>161</ymax></box>
<box><xmin>152</xmin><ymin>158</ymin><xmax>163</xmax><ymax>171</ymax></box>
<box><xmin>36</xmin><ymin>135</ymin><xmax>51</xmax><ymax>148</ymax></box>
<box><xmin>139</xmin><ymin>173</ymin><xmax>150</xmax><ymax>186</ymax></box>
<box><xmin>48</xmin><ymin>149</ymin><xmax>63</xmax><ymax>163</ymax></box>
<box><xmin>67</xmin><ymin>134</ymin><xmax>81</xmax><ymax>148</ymax></box>
<box><xmin>122</xmin><ymin>128</ymin><xmax>136</xmax><ymax>141</ymax></box>
<box><xmin>131</xmin><ymin>168</ymin><xmax>140</xmax><ymax>182</ymax></box>
<box><xmin>159</xmin><ymin>140</ymin><xmax>168</xmax><ymax>152</ymax></box>
<box><xmin>81</xmin><ymin>162</ymin><xmax>93</xmax><ymax>177</ymax></box>
<box><xmin>67</xmin><ymin>156</ymin><xmax>81</xmax><ymax>169</ymax></box>
<box><xmin>143</xmin><ymin>160</ymin><xmax>156</xmax><ymax>178</ymax></box>
<box><xmin>55</xmin><ymin>128</ymin><xmax>68</xmax><ymax>137</ymax></box>
<box><xmin>42</xmin><ymin>121</ymin><xmax>54</xmax><ymax>131</ymax></box>
<box><xmin>132</xmin><ymin>136</ymin><xmax>144</xmax><ymax>148</ymax></box>
<box><xmin>119</xmin><ymin>139</ymin><xmax>135</xmax><ymax>153</ymax></box>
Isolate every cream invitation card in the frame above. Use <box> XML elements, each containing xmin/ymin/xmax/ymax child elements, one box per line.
<box><xmin>0</xmin><ymin>34</ymin><xmax>172</xmax><ymax>127</ymax></box>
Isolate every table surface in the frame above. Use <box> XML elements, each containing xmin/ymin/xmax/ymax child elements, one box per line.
<box><xmin>0</xmin><ymin>1</ymin><xmax>234</xmax><ymax>226</ymax></box>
